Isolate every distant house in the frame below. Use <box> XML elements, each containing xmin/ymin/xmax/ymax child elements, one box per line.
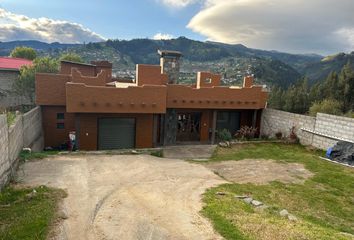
<box><xmin>36</xmin><ymin>51</ymin><xmax>268</xmax><ymax>150</ymax></box>
<box><xmin>0</xmin><ymin>57</ymin><xmax>32</xmax><ymax>108</ymax></box>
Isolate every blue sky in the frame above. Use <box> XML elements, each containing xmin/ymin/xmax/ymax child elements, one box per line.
<box><xmin>0</xmin><ymin>0</ymin><xmax>354</xmax><ymax>54</ymax></box>
<box><xmin>0</xmin><ymin>0</ymin><xmax>204</xmax><ymax>40</ymax></box>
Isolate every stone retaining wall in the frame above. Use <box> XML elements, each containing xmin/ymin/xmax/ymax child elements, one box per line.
<box><xmin>261</xmin><ymin>108</ymin><xmax>354</xmax><ymax>150</ymax></box>
<box><xmin>0</xmin><ymin>106</ymin><xmax>43</xmax><ymax>189</ymax></box>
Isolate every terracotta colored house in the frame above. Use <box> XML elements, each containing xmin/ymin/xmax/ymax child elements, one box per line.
<box><xmin>36</xmin><ymin>51</ymin><xmax>268</xmax><ymax>150</ymax></box>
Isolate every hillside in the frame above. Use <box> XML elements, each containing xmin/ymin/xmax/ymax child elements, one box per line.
<box><xmin>301</xmin><ymin>52</ymin><xmax>354</xmax><ymax>84</ymax></box>
<box><xmin>0</xmin><ymin>38</ymin><xmax>324</xmax><ymax>87</ymax></box>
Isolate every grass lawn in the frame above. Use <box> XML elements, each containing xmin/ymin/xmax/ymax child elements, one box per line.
<box><xmin>19</xmin><ymin>150</ymin><xmax>59</xmax><ymax>162</ymax></box>
<box><xmin>0</xmin><ymin>186</ymin><xmax>66</xmax><ymax>240</ymax></box>
<box><xmin>202</xmin><ymin>143</ymin><xmax>354</xmax><ymax>240</ymax></box>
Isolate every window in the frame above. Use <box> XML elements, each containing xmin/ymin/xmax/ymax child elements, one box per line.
<box><xmin>57</xmin><ymin>113</ymin><xmax>65</xmax><ymax>120</ymax></box>
<box><xmin>57</xmin><ymin>123</ymin><xmax>65</xmax><ymax>129</ymax></box>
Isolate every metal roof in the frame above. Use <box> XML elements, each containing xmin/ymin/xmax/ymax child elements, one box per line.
<box><xmin>0</xmin><ymin>57</ymin><xmax>32</xmax><ymax>70</ymax></box>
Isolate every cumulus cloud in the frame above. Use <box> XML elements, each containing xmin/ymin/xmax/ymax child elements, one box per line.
<box><xmin>157</xmin><ymin>0</ymin><xmax>199</xmax><ymax>8</ymax></box>
<box><xmin>187</xmin><ymin>0</ymin><xmax>354</xmax><ymax>54</ymax></box>
<box><xmin>153</xmin><ymin>33</ymin><xmax>175</xmax><ymax>40</ymax></box>
<box><xmin>0</xmin><ymin>8</ymin><xmax>106</xmax><ymax>43</ymax></box>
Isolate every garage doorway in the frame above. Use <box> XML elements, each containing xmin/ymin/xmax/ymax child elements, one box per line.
<box><xmin>98</xmin><ymin>118</ymin><xmax>135</xmax><ymax>150</ymax></box>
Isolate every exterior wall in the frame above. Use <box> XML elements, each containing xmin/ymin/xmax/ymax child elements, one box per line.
<box><xmin>23</xmin><ymin>106</ymin><xmax>44</xmax><ymax>151</ymax></box>
<box><xmin>0</xmin><ymin>114</ymin><xmax>10</xmax><ymax>189</ymax></box>
<box><xmin>136</xmin><ymin>65</ymin><xmax>168</xmax><ymax>86</ymax></box>
<box><xmin>261</xmin><ymin>108</ymin><xmax>316</xmax><ymax>146</ymax></box>
<box><xmin>197</xmin><ymin>72</ymin><xmax>221</xmax><ymax>88</ymax></box>
<box><xmin>36</xmin><ymin>73</ymin><xmax>71</xmax><ymax>105</ymax></box>
<box><xmin>260</xmin><ymin>108</ymin><xmax>354</xmax><ymax>150</ymax></box>
<box><xmin>0</xmin><ymin>70</ymin><xmax>30</xmax><ymax>108</ymax></box>
<box><xmin>0</xmin><ymin>70</ymin><xmax>17</xmax><ymax>92</ymax></box>
<box><xmin>312</xmin><ymin>113</ymin><xmax>354</xmax><ymax>149</ymax></box>
<box><xmin>77</xmin><ymin>113</ymin><xmax>154</xmax><ymax>150</ymax></box>
<box><xmin>66</xmin><ymin>83</ymin><xmax>167</xmax><ymax>114</ymax></box>
<box><xmin>91</xmin><ymin>61</ymin><xmax>113</xmax><ymax>81</ymax></box>
<box><xmin>0</xmin><ymin>107</ymin><xmax>44</xmax><ymax>190</ymax></box>
<box><xmin>60</xmin><ymin>61</ymin><xmax>96</xmax><ymax>76</ymax></box>
<box><xmin>167</xmin><ymin>85</ymin><xmax>267</xmax><ymax>110</ymax></box>
<box><xmin>243</xmin><ymin>76</ymin><xmax>254</xmax><ymax>88</ymax></box>
<box><xmin>42</xmin><ymin>106</ymin><xmax>75</xmax><ymax>148</ymax></box>
<box><xmin>71</xmin><ymin>68</ymin><xmax>107</xmax><ymax>86</ymax></box>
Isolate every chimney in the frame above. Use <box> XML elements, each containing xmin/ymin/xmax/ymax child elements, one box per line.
<box><xmin>243</xmin><ymin>75</ymin><xmax>254</xmax><ymax>88</ymax></box>
<box><xmin>158</xmin><ymin>50</ymin><xmax>182</xmax><ymax>84</ymax></box>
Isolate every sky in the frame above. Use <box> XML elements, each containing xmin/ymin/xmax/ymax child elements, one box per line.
<box><xmin>0</xmin><ymin>0</ymin><xmax>354</xmax><ymax>55</ymax></box>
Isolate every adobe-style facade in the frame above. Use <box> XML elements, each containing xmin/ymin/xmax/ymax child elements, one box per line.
<box><xmin>36</xmin><ymin>51</ymin><xmax>268</xmax><ymax>150</ymax></box>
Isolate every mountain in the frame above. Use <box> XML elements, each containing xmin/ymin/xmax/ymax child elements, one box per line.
<box><xmin>0</xmin><ymin>37</ymin><xmax>325</xmax><ymax>88</ymax></box>
<box><xmin>300</xmin><ymin>52</ymin><xmax>354</xmax><ymax>84</ymax></box>
<box><xmin>0</xmin><ymin>40</ymin><xmax>79</xmax><ymax>55</ymax></box>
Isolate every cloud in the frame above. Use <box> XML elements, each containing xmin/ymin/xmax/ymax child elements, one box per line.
<box><xmin>187</xmin><ymin>0</ymin><xmax>354</xmax><ymax>54</ymax></box>
<box><xmin>157</xmin><ymin>0</ymin><xmax>199</xmax><ymax>8</ymax></box>
<box><xmin>0</xmin><ymin>8</ymin><xmax>106</xmax><ymax>43</ymax></box>
<box><xmin>152</xmin><ymin>33</ymin><xmax>175</xmax><ymax>40</ymax></box>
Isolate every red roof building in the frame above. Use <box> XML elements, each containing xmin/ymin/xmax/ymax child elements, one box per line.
<box><xmin>0</xmin><ymin>57</ymin><xmax>32</xmax><ymax>71</ymax></box>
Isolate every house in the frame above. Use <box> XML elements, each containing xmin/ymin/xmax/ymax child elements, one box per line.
<box><xmin>0</xmin><ymin>57</ymin><xmax>32</xmax><ymax>108</ymax></box>
<box><xmin>36</xmin><ymin>51</ymin><xmax>268</xmax><ymax>150</ymax></box>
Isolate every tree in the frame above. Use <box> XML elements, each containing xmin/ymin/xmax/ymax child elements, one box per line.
<box><xmin>59</xmin><ymin>52</ymin><xmax>84</xmax><ymax>63</ymax></box>
<box><xmin>10</xmin><ymin>46</ymin><xmax>37</xmax><ymax>60</ymax></box>
<box><xmin>338</xmin><ymin>62</ymin><xmax>354</xmax><ymax>112</ymax></box>
<box><xmin>309</xmin><ymin>99</ymin><xmax>343</xmax><ymax>116</ymax></box>
<box><xmin>13</xmin><ymin>57</ymin><xmax>59</xmax><ymax>103</ymax></box>
<box><xmin>268</xmin><ymin>86</ymin><xmax>284</xmax><ymax>110</ymax></box>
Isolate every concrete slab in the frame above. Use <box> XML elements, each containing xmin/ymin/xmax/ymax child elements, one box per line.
<box><xmin>163</xmin><ymin>145</ymin><xmax>216</xmax><ymax>160</ymax></box>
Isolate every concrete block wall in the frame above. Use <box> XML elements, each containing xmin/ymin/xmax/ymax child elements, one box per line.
<box><xmin>261</xmin><ymin>108</ymin><xmax>316</xmax><ymax>146</ymax></box>
<box><xmin>312</xmin><ymin>113</ymin><xmax>354</xmax><ymax>150</ymax></box>
<box><xmin>0</xmin><ymin>115</ymin><xmax>10</xmax><ymax>187</ymax></box>
<box><xmin>261</xmin><ymin>108</ymin><xmax>354</xmax><ymax>150</ymax></box>
<box><xmin>8</xmin><ymin>116</ymin><xmax>24</xmax><ymax>171</ymax></box>
<box><xmin>0</xmin><ymin>106</ymin><xmax>43</xmax><ymax>190</ymax></box>
<box><xmin>23</xmin><ymin>106</ymin><xmax>43</xmax><ymax>151</ymax></box>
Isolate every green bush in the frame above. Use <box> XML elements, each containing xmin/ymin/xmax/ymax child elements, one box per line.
<box><xmin>218</xmin><ymin>129</ymin><xmax>232</xmax><ymax>142</ymax></box>
<box><xmin>309</xmin><ymin>99</ymin><xmax>342</xmax><ymax>116</ymax></box>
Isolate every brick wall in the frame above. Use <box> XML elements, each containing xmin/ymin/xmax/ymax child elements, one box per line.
<box><xmin>261</xmin><ymin>108</ymin><xmax>354</xmax><ymax>150</ymax></box>
<box><xmin>0</xmin><ymin>106</ymin><xmax>43</xmax><ymax>190</ymax></box>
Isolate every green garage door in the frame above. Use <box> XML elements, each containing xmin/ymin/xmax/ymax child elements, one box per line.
<box><xmin>98</xmin><ymin>118</ymin><xmax>135</xmax><ymax>150</ymax></box>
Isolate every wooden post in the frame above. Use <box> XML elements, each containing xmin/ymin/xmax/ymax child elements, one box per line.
<box><xmin>211</xmin><ymin>110</ymin><xmax>217</xmax><ymax>145</ymax></box>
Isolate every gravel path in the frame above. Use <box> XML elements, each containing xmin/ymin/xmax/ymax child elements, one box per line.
<box><xmin>17</xmin><ymin>154</ymin><xmax>226</xmax><ymax>240</ymax></box>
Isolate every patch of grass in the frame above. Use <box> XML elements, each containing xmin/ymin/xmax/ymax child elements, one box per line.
<box><xmin>0</xmin><ymin>186</ymin><xmax>66</xmax><ymax>240</ymax></box>
<box><xmin>150</xmin><ymin>150</ymin><xmax>163</xmax><ymax>158</ymax></box>
<box><xmin>19</xmin><ymin>150</ymin><xmax>59</xmax><ymax>162</ymax></box>
<box><xmin>6</xmin><ymin>112</ymin><xmax>16</xmax><ymax>126</ymax></box>
<box><xmin>203</xmin><ymin>143</ymin><xmax>354</xmax><ymax>240</ymax></box>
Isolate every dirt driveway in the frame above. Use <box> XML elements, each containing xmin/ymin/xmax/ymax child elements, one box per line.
<box><xmin>16</xmin><ymin>154</ymin><xmax>226</xmax><ymax>240</ymax></box>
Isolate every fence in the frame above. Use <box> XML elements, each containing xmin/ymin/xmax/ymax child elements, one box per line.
<box><xmin>0</xmin><ymin>106</ymin><xmax>43</xmax><ymax>189</ymax></box>
<box><xmin>261</xmin><ymin>108</ymin><xmax>354</xmax><ymax>150</ymax></box>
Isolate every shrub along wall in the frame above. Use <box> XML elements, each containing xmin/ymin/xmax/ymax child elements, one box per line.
<box><xmin>0</xmin><ymin>107</ymin><xmax>43</xmax><ymax>190</ymax></box>
<box><xmin>261</xmin><ymin>108</ymin><xmax>354</xmax><ymax>150</ymax></box>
